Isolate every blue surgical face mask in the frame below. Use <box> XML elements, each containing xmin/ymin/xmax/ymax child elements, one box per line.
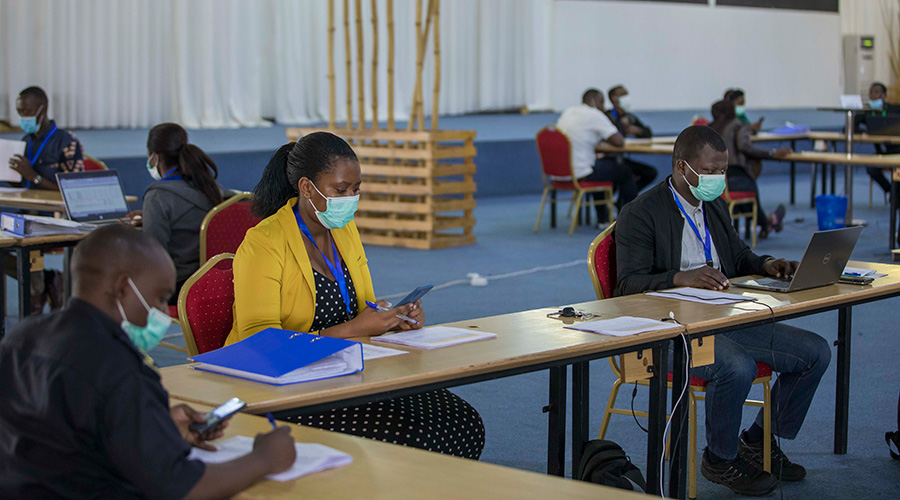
<box><xmin>116</xmin><ymin>277</ymin><xmax>172</xmax><ymax>352</ymax></box>
<box><xmin>683</xmin><ymin>161</ymin><xmax>726</xmax><ymax>202</ymax></box>
<box><xmin>869</xmin><ymin>99</ymin><xmax>884</xmax><ymax>109</ymax></box>
<box><xmin>19</xmin><ymin>105</ymin><xmax>43</xmax><ymax>135</ymax></box>
<box><xmin>309</xmin><ymin>182</ymin><xmax>359</xmax><ymax>230</ymax></box>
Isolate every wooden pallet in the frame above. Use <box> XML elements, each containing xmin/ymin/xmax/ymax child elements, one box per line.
<box><xmin>286</xmin><ymin>127</ymin><xmax>477</xmax><ymax>250</ymax></box>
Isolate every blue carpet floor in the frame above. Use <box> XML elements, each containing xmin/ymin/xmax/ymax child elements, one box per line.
<box><xmin>122</xmin><ymin>164</ymin><xmax>900</xmax><ymax>499</ymax></box>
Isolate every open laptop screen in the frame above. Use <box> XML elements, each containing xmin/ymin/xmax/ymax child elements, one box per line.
<box><xmin>57</xmin><ymin>170</ymin><xmax>129</xmax><ymax>222</ymax></box>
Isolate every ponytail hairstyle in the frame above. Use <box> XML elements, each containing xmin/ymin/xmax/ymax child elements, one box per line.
<box><xmin>251</xmin><ymin>132</ymin><xmax>358</xmax><ymax>219</ymax></box>
<box><xmin>147</xmin><ymin>123</ymin><xmax>223</xmax><ymax>206</ymax></box>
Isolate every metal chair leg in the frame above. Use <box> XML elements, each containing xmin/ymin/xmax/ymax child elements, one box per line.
<box><xmin>763</xmin><ymin>381</ymin><xmax>772</xmax><ymax>472</ymax></box>
<box><xmin>598</xmin><ymin>378</ymin><xmax>624</xmax><ymax>440</ymax></box>
<box><xmin>534</xmin><ymin>187</ymin><xmax>550</xmax><ymax>232</ymax></box>
<box><xmin>689</xmin><ymin>391</ymin><xmax>698</xmax><ymax>500</ymax></box>
<box><xmin>569</xmin><ymin>193</ymin><xmax>583</xmax><ymax>236</ymax></box>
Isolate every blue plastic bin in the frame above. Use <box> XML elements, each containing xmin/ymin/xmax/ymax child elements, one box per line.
<box><xmin>815</xmin><ymin>195</ymin><xmax>847</xmax><ymax>231</ymax></box>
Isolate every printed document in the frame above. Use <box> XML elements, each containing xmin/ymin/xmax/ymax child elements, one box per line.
<box><xmin>189</xmin><ymin>436</ymin><xmax>352</xmax><ymax>482</ymax></box>
<box><xmin>565</xmin><ymin>316</ymin><xmax>674</xmax><ymax>337</ymax></box>
<box><xmin>372</xmin><ymin>326</ymin><xmax>497</xmax><ymax>349</ymax></box>
<box><xmin>647</xmin><ymin>287</ymin><xmax>757</xmax><ymax>305</ymax></box>
<box><xmin>0</xmin><ymin>140</ymin><xmax>25</xmax><ymax>182</ymax></box>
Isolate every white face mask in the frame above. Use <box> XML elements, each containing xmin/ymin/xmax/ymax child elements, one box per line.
<box><xmin>617</xmin><ymin>94</ymin><xmax>632</xmax><ymax>111</ymax></box>
<box><xmin>146</xmin><ymin>155</ymin><xmax>162</xmax><ymax>181</ymax></box>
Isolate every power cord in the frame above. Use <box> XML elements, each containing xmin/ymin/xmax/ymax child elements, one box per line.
<box><xmin>658</xmin><ymin>311</ymin><xmax>691</xmax><ymax>498</ymax></box>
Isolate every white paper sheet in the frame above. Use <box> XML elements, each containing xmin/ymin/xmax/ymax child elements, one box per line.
<box><xmin>840</xmin><ymin>94</ymin><xmax>864</xmax><ymax>109</ymax></box>
<box><xmin>189</xmin><ymin>436</ymin><xmax>352</xmax><ymax>482</ymax></box>
<box><xmin>647</xmin><ymin>287</ymin><xmax>757</xmax><ymax>305</ymax></box>
<box><xmin>362</xmin><ymin>343</ymin><xmax>408</xmax><ymax>360</ymax></box>
<box><xmin>564</xmin><ymin>316</ymin><xmax>674</xmax><ymax>337</ymax></box>
<box><xmin>842</xmin><ymin>266</ymin><xmax>887</xmax><ymax>278</ymax></box>
<box><xmin>371</xmin><ymin>326</ymin><xmax>497</xmax><ymax>349</ymax></box>
<box><xmin>0</xmin><ymin>139</ymin><xmax>25</xmax><ymax>182</ymax></box>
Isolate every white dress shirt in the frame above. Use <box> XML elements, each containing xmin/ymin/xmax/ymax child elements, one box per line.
<box><xmin>669</xmin><ymin>179</ymin><xmax>721</xmax><ymax>272</ymax></box>
<box><xmin>555</xmin><ymin>104</ymin><xmax>620</xmax><ymax>179</ymax></box>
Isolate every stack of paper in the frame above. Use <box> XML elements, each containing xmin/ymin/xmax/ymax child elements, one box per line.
<box><xmin>647</xmin><ymin>287</ymin><xmax>756</xmax><ymax>305</ymax></box>
<box><xmin>372</xmin><ymin>326</ymin><xmax>497</xmax><ymax>349</ymax></box>
<box><xmin>842</xmin><ymin>266</ymin><xmax>887</xmax><ymax>279</ymax></box>
<box><xmin>565</xmin><ymin>316</ymin><xmax>674</xmax><ymax>337</ymax></box>
<box><xmin>189</xmin><ymin>436</ymin><xmax>353</xmax><ymax>482</ymax></box>
<box><xmin>361</xmin><ymin>343</ymin><xmax>408</xmax><ymax>360</ymax></box>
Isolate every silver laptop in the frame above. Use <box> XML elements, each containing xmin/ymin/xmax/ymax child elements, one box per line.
<box><xmin>56</xmin><ymin>170</ymin><xmax>130</xmax><ymax>225</ymax></box>
<box><xmin>732</xmin><ymin>226</ymin><xmax>863</xmax><ymax>293</ymax></box>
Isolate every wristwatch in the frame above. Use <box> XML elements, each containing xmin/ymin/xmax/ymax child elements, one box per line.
<box><xmin>33</xmin><ymin>175</ymin><xmax>42</xmax><ymax>186</ymax></box>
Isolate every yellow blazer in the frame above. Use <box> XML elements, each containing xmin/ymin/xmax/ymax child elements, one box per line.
<box><xmin>225</xmin><ymin>198</ymin><xmax>375</xmax><ymax>345</ymax></box>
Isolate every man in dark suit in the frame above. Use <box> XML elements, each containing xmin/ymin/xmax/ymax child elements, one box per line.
<box><xmin>615</xmin><ymin>126</ymin><xmax>831</xmax><ymax>497</ymax></box>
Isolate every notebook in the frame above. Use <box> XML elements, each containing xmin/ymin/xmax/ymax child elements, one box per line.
<box><xmin>371</xmin><ymin>326</ymin><xmax>497</xmax><ymax>349</ymax></box>
<box><xmin>189</xmin><ymin>328</ymin><xmax>363</xmax><ymax>385</ymax></box>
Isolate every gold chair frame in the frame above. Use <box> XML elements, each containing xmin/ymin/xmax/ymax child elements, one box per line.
<box><xmin>722</xmin><ymin>185</ymin><xmax>758</xmax><ymax>248</ymax></box>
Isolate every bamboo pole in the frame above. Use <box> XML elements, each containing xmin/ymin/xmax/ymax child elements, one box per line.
<box><xmin>407</xmin><ymin>0</ymin><xmax>435</xmax><ymax>132</ymax></box>
<box><xmin>343</xmin><ymin>0</ymin><xmax>353</xmax><ymax>129</ymax></box>
<box><xmin>431</xmin><ymin>0</ymin><xmax>440</xmax><ymax>130</ymax></box>
<box><xmin>387</xmin><ymin>0</ymin><xmax>395</xmax><ymax>130</ymax></box>
<box><xmin>417</xmin><ymin>0</ymin><xmax>435</xmax><ymax>131</ymax></box>
<box><xmin>355</xmin><ymin>0</ymin><xmax>366</xmax><ymax>129</ymax></box>
<box><xmin>371</xmin><ymin>0</ymin><xmax>379</xmax><ymax>130</ymax></box>
<box><xmin>328</xmin><ymin>0</ymin><xmax>336</xmax><ymax>128</ymax></box>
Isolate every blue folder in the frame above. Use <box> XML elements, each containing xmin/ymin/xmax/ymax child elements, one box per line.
<box><xmin>189</xmin><ymin>328</ymin><xmax>364</xmax><ymax>385</ymax></box>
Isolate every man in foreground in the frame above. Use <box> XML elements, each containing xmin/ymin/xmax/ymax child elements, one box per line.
<box><xmin>0</xmin><ymin>224</ymin><xmax>296</xmax><ymax>499</ymax></box>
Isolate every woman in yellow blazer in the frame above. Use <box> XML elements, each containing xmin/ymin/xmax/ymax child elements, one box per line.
<box><xmin>228</xmin><ymin>134</ymin><xmax>484</xmax><ymax>459</ymax></box>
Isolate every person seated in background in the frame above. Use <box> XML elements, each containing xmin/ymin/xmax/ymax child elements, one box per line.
<box><xmin>556</xmin><ymin>88</ymin><xmax>635</xmax><ymax>226</ymax></box>
<box><xmin>709</xmin><ymin>100</ymin><xmax>790</xmax><ymax>239</ymax></box>
<box><xmin>724</xmin><ymin>89</ymin><xmax>764</xmax><ymax>133</ymax></box>
<box><xmin>855</xmin><ymin>82</ymin><xmax>900</xmax><ymax>196</ymax></box>
<box><xmin>6</xmin><ymin>86</ymin><xmax>85</xmax><ymax>313</ymax></box>
<box><xmin>8</xmin><ymin>86</ymin><xmax>84</xmax><ymax>190</ymax></box>
<box><xmin>127</xmin><ymin>123</ymin><xmax>224</xmax><ymax>304</ymax></box>
<box><xmin>227</xmin><ymin>134</ymin><xmax>485</xmax><ymax>459</ymax></box>
<box><xmin>0</xmin><ymin>224</ymin><xmax>296</xmax><ymax>499</ymax></box>
<box><xmin>615</xmin><ymin>125</ymin><xmax>831</xmax><ymax>497</ymax></box>
<box><xmin>605</xmin><ymin>85</ymin><xmax>658</xmax><ymax>193</ymax></box>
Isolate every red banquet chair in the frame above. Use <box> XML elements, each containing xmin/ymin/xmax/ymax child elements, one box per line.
<box><xmin>534</xmin><ymin>125</ymin><xmax>615</xmax><ymax>235</ymax></box>
<box><xmin>177</xmin><ymin>253</ymin><xmax>235</xmax><ymax>356</ymax></box>
<box><xmin>199</xmin><ymin>192</ymin><xmax>260</xmax><ymax>266</ymax></box>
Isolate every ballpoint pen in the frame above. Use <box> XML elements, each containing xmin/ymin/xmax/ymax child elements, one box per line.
<box><xmin>365</xmin><ymin>300</ymin><xmax>419</xmax><ymax>325</ymax></box>
<box><xmin>266</xmin><ymin>412</ymin><xmax>277</xmax><ymax>430</ymax></box>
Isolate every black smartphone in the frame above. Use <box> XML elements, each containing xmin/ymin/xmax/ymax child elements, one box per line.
<box><xmin>838</xmin><ymin>275</ymin><xmax>874</xmax><ymax>285</ymax></box>
<box><xmin>189</xmin><ymin>397</ymin><xmax>246</xmax><ymax>435</ymax></box>
<box><xmin>394</xmin><ymin>284</ymin><xmax>434</xmax><ymax>307</ymax></box>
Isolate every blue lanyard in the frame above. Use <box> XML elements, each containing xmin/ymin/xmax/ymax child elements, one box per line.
<box><xmin>293</xmin><ymin>204</ymin><xmax>353</xmax><ymax>316</ymax></box>
<box><xmin>161</xmin><ymin>169</ymin><xmax>182</xmax><ymax>181</ymax></box>
<box><xmin>27</xmin><ymin>125</ymin><xmax>58</xmax><ymax>165</ymax></box>
<box><xmin>670</xmin><ymin>185</ymin><xmax>714</xmax><ymax>267</ymax></box>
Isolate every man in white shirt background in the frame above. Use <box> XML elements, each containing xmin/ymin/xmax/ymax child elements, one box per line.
<box><xmin>556</xmin><ymin>88</ymin><xmax>635</xmax><ymax>226</ymax></box>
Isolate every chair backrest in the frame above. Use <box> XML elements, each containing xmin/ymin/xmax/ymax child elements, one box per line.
<box><xmin>536</xmin><ymin>125</ymin><xmax>577</xmax><ymax>179</ymax></box>
<box><xmin>199</xmin><ymin>192</ymin><xmax>260</xmax><ymax>266</ymax></box>
<box><xmin>588</xmin><ymin>222</ymin><xmax>617</xmax><ymax>300</ymax></box>
<box><xmin>84</xmin><ymin>154</ymin><xmax>108</xmax><ymax>171</ymax></box>
<box><xmin>178</xmin><ymin>253</ymin><xmax>235</xmax><ymax>356</ymax></box>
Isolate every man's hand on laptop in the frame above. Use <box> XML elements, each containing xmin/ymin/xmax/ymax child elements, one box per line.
<box><xmin>763</xmin><ymin>258</ymin><xmax>799</xmax><ymax>279</ymax></box>
<box><xmin>674</xmin><ymin>266</ymin><xmax>730</xmax><ymax>291</ymax></box>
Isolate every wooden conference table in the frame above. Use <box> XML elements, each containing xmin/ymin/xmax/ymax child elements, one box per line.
<box><xmin>163</xmin><ymin>300</ymin><xmax>686</xmax><ymax>492</ymax></box>
<box><xmin>202</xmin><ymin>405</ymin><xmax>650</xmax><ymax>499</ymax></box>
<box><xmin>0</xmin><ymin>187</ymin><xmax>138</xmax><ymax>212</ymax></box>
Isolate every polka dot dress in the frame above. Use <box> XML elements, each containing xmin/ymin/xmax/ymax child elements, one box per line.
<box><xmin>280</xmin><ymin>260</ymin><xmax>486</xmax><ymax>460</ymax></box>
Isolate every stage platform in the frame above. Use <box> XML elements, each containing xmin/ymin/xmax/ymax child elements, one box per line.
<box><xmin>0</xmin><ymin>108</ymin><xmax>846</xmax><ymax>204</ymax></box>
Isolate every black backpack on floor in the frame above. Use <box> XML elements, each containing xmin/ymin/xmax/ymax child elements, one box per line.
<box><xmin>576</xmin><ymin>439</ymin><xmax>647</xmax><ymax>492</ymax></box>
<box><xmin>887</xmin><ymin>388</ymin><xmax>900</xmax><ymax>459</ymax></box>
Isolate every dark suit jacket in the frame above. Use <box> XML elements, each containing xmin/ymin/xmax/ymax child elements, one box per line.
<box><xmin>614</xmin><ymin>178</ymin><xmax>772</xmax><ymax>296</ymax></box>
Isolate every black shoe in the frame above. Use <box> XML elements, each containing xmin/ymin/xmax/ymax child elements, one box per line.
<box><xmin>739</xmin><ymin>431</ymin><xmax>807</xmax><ymax>482</ymax></box>
<box><xmin>701</xmin><ymin>448</ymin><xmax>778</xmax><ymax>497</ymax></box>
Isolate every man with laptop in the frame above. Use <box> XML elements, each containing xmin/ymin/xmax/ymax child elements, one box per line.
<box><xmin>615</xmin><ymin>126</ymin><xmax>833</xmax><ymax>497</ymax></box>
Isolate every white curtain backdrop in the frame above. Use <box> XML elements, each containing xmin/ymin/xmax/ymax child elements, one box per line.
<box><xmin>1</xmin><ymin>0</ymin><xmax>551</xmax><ymax>129</ymax></box>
